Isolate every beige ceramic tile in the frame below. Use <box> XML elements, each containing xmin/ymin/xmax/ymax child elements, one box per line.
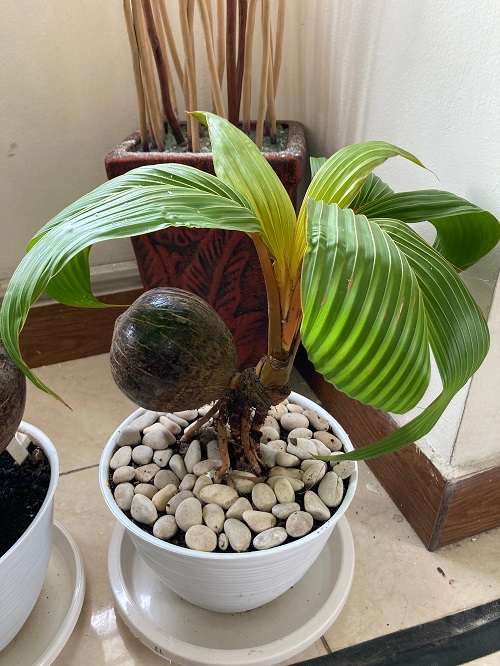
<box><xmin>324</xmin><ymin>463</ymin><xmax>500</xmax><ymax>651</ymax></box>
<box><xmin>23</xmin><ymin>354</ymin><xmax>136</xmax><ymax>474</ymax></box>
<box><xmin>466</xmin><ymin>654</ymin><xmax>500</xmax><ymax>665</ymax></box>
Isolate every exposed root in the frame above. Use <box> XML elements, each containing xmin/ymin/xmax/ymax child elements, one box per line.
<box><xmin>215</xmin><ymin>406</ymin><xmax>231</xmax><ymax>481</ymax></box>
<box><xmin>181</xmin><ymin>400</ymin><xmax>221</xmax><ymax>442</ymax></box>
<box><xmin>240</xmin><ymin>414</ymin><xmax>263</xmax><ymax>475</ymax></box>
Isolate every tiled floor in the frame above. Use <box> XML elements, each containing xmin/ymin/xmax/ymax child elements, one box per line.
<box><xmin>19</xmin><ymin>354</ymin><xmax>500</xmax><ymax>665</ymax></box>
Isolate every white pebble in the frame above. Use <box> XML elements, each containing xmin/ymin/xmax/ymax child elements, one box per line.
<box><xmin>206</xmin><ymin>440</ymin><xmax>220</xmax><ymax>460</ymax></box>
<box><xmin>268</xmin><ymin>466</ymin><xmax>302</xmax><ymax>479</ymax></box>
<box><xmin>260</xmin><ymin>426</ymin><xmax>280</xmax><ymax>443</ymax></box>
<box><xmin>192</xmin><ymin>475</ymin><xmax>213</xmax><ymax>500</ymax></box>
<box><xmin>253</xmin><ymin>527</ymin><xmax>288</xmax><ymax>550</ymax></box>
<box><xmin>159</xmin><ymin>415</ymin><xmax>182</xmax><ymax>435</ymax></box>
<box><xmin>130</xmin><ymin>494</ymin><xmax>158</xmax><ymax>525</ymax></box>
<box><xmin>110</xmin><ymin>446</ymin><xmax>132</xmax><ymax>470</ymax></box>
<box><xmin>131</xmin><ymin>411</ymin><xmax>158</xmax><ymax>431</ymax></box>
<box><xmin>288</xmin><ymin>427</ymin><xmax>313</xmax><ymax>440</ymax></box>
<box><xmin>304</xmin><ymin>491</ymin><xmax>331</xmax><ymax>521</ymax></box>
<box><xmin>275</xmin><ymin>451</ymin><xmax>300</xmax><ymax>467</ymax></box>
<box><xmin>332</xmin><ymin>460</ymin><xmax>356</xmax><ymax>479</ymax></box>
<box><xmin>218</xmin><ymin>533</ymin><xmax>229</xmax><ymax>551</ymax></box>
<box><xmin>263</xmin><ymin>415</ymin><xmax>280</xmax><ymax>432</ymax></box>
<box><xmin>313</xmin><ymin>439</ymin><xmax>334</xmax><ymax>457</ymax></box>
<box><xmin>252</xmin><ymin>483</ymin><xmax>277</xmax><ymax>512</ymax></box>
<box><xmin>174</xmin><ymin>409</ymin><xmax>198</xmax><ymax>421</ymax></box>
<box><xmin>286</xmin><ymin>511</ymin><xmax>314</xmax><ymax>538</ymax></box>
<box><xmin>114</xmin><ymin>483</ymin><xmax>134</xmax><ymax>511</ymax></box>
<box><xmin>154</xmin><ymin>469</ymin><xmax>180</xmax><ymax>489</ymax></box>
<box><xmin>179</xmin><ymin>473</ymin><xmax>197</xmax><ymax>491</ymax></box>
<box><xmin>134</xmin><ymin>483</ymin><xmax>157</xmax><ymax>499</ymax></box>
<box><xmin>260</xmin><ymin>442</ymin><xmax>278</xmax><ymax>468</ymax></box>
<box><xmin>152</xmin><ymin>484</ymin><xmax>178</xmax><ymax>511</ymax></box>
<box><xmin>226</xmin><ymin>496</ymin><xmax>253</xmax><ymax>520</ymax></box>
<box><xmin>202</xmin><ymin>503</ymin><xmax>225</xmax><ymax>533</ymax></box>
<box><xmin>227</xmin><ymin>472</ymin><xmax>257</xmax><ymax>495</ymax></box>
<box><xmin>268</xmin><ymin>403</ymin><xmax>288</xmax><ymax>420</ymax></box>
<box><xmin>169</xmin><ymin>454</ymin><xmax>188</xmax><ymax>479</ymax></box>
<box><xmin>302</xmin><ymin>409</ymin><xmax>330</xmax><ymax>431</ymax></box>
<box><xmin>184</xmin><ymin>440</ymin><xmax>202</xmax><ymax>473</ymax></box>
<box><xmin>223</xmin><ymin>519</ymin><xmax>252</xmax><ymax>552</ymax></box>
<box><xmin>185</xmin><ymin>524</ymin><xmax>217</xmax><ymax>552</ymax></box>
<box><xmin>273</xmin><ymin>477</ymin><xmax>295</xmax><ymax>504</ymax></box>
<box><xmin>265</xmin><ymin>440</ymin><xmax>287</xmax><ymax>453</ymax></box>
<box><xmin>267</xmin><ymin>476</ymin><xmax>305</xmax><ymax>492</ymax></box>
<box><xmin>192</xmin><ymin>459</ymin><xmax>222</xmax><ymax>476</ymax></box>
<box><xmin>132</xmin><ymin>445</ymin><xmax>154</xmax><ymax>465</ymax></box>
<box><xmin>280</xmin><ymin>412</ymin><xmax>309</xmax><ymax>431</ymax></box>
<box><xmin>165</xmin><ymin>413</ymin><xmax>188</xmax><ymax>428</ymax></box>
<box><xmin>318</xmin><ymin>472</ymin><xmax>344</xmax><ymax>508</ymax></box>
<box><xmin>287</xmin><ymin>438</ymin><xmax>318</xmax><ymax>460</ymax></box>
<box><xmin>198</xmin><ymin>404</ymin><xmax>214</xmax><ymax>417</ymax></box>
<box><xmin>117</xmin><ymin>425</ymin><xmax>141</xmax><ymax>447</ymax></box>
<box><xmin>153</xmin><ymin>515</ymin><xmax>178</xmax><ymax>540</ymax></box>
<box><xmin>175</xmin><ymin>497</ymin><xmax>203</xmax><ymax>532</ymax></box>
<box><xmin>166</xmin><ymin>490</ymin><xmax>194</xmax><ymax>515</ymax></box>
<box><xmin>242</xmin><ymin>510</ymin><xmax>276</xmax><ymax>533</ymax></box>
<box><xmin>153</xmin><ymin>449</ymin><xmax>174</xmax><ymax>467</ymax></box>
<box><xmin>135</xmin><ymin>463</ymin><xmax>160</xmax><ymax>483</ymax></box>
<box><xmin>199</xmin><ymin>485</ymin><xmax>238</xmax><ymax>510</ymax></box>
<box><xmin>272</xmin><ymin>502</ymin><xmax>301</xmax><ymax>520</ymax></box>
<box><xmin>143</xmin><ymin>429</ymin><xmax>175</xmax><ymax>450</ymax></box>
<box><xmin>287</xmin><ymin>403</ymin><xmax>304</xmax><ymax>413</ymax></box>
<box><xmin>112</xmin><ymin>466</ymin><xmax>135</xmax><ymax>484</ymax></box>
<box><xmin>302</xmin><ymin>461</ymin><xmax>327</xmax><ymax>488</ymax></box>
<box><xmin>314</xmin><ymin>431</ymin><xmax>343</xmax><ymax>451</ymax></box>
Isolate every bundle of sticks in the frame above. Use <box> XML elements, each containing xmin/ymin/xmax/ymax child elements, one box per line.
<box><xmin>123</xmin><ymin>0</ymin><xmax>286</xmax><ymax>151</ymax></box>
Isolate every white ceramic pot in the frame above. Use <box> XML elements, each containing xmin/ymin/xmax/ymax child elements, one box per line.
<box><xmin>0</xmin><ymin>422</ymin><xmax>59</xmax><ymax>650</ymax></box>
<box><xmin>100</xmin><ymin>392</ymin><xmax>357</xmax><ymax>613</ymax></box>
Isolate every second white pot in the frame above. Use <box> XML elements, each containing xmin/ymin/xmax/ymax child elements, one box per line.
<box><xmin>0</xmin><ymin>422</ymin><xmax>59</xmax><ymax>650</ymax></box>
<box><xmin>100</xmin><ymin>392</ymin><xmax>357</xmax><ymax>613</ymax></box>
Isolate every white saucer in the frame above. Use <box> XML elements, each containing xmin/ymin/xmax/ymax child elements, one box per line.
<box><xmin>108</xmin><ymin>516</ymin><xmax>354</xmax><ymax>666</ymax></box>
<box><xmin>1</xmin><ymin>521</ymin><xmax>85</xmax><ymax>666</ymax></box>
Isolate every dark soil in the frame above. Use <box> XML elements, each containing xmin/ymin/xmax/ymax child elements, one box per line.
<box><xmin>0</xmin><ymin>443</ymin><xmax>51</xmax><ymax>558</ymax></box>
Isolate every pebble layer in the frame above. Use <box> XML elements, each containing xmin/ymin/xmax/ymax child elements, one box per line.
<box><xmin>110</xmin><ymin>399</ymin><xmax>355</xmax><ymax>553</ymax></box>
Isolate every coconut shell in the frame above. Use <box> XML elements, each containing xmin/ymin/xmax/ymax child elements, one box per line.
<box><xmin>0</xmin><ymin>339</ymin><xmax>26</xmax><ymax>454</ymax></box>
<box><xmin>110</xmin><ymin>288</ymin><xmax>238</xmax><ymax>412</ymax></box>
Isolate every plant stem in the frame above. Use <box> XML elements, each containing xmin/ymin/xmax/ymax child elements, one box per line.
<box><xmin>250</xmin><ymin>233</ymin><xmax>283</xmax><ymax>356</ymax></box>
<box><xmin>266</xmin><ymin>42</ymin><xmax>277</xmax><ymax>143</ymax></box>
<box><xmin>179</xmin><ymin>0</ymin><xmax>199</xmax><ymax>151</ymax></box>
<box><xmin>197</xmin><ymin>0</ymin><xmax>226</xmax><ymax>117</ymax></box>
<box><xmin>241</xmin><ymin>0</ymin><xmax>257</xmax><ymax>134</ymax></box>
<box><xmin>157</xmin><ymin>0</ymin><xmax>184</xmax><ymax>85</ymax></box>
<box><xmin>256</xmin><ymin>0</ymin><xmax>271</xmax><ymax>149</ymax></box>
<box><xmin>123</xmin><ymin>0</ymin><xmax>149</xmax><ymax>151</ymax></box>
<box><xmin>273</xmin><ymin>0</ymin><xmax>286</xmax><ymax>95</ymax></box>
<box><xmin>142</xmin><ymin>0</ymin><xmax>184</xmax><ymax>144</ymax></box>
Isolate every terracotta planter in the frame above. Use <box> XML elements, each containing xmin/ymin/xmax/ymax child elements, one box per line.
<box><xmin>100</xmin><ymin>391</ymin><xmax>357</xmax><ymax>614</ymax></box>
<box><xmin>104</xmin><ymin>122</ymin><xmax>306</xmax><ymax>370</ymax></box>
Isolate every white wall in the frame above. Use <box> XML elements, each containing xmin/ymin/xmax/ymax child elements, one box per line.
<box><xmin>1</xmin><ymin>0</ymin><xmax>499</xmax><ymax>466</ymax></box>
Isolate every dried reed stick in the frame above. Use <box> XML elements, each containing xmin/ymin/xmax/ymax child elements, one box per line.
<box><xmin>235</xmin><ymin>0</ymin><xmax>248</xmax><ymax>123</ymax></box>
<box><xmin>151</xmin><ymin>0</ymin><xmax>178</xmax><ymax>120</ymax></box>
<box><xmin>256</xmin><ymin>0</ymin><xmax>271</xmax><ymax>149</ymax></box>
<box><xmin>179</xmin><ymin>0</ymin><xmax>199</xmax><ymax>151</ymax></box>
<box><xmin>216</xmin><ymin>0</ymin><xmax>225</xmax><ymax>86</ymax></box>
<box><xmin>273</xmin><ymin>0</ymin><xmax>286</xmax><ymax>95</ymax></box>
<box><xmin>226</xmin><ymin>0</ymin><xmax>238</xmax><ymax>125</ymax></box>
<box><xmin>266</xmin><ymin>48</ymin><xmax>277</xmax><ymax>142</ymax></box>
<box><xmin>241</xmin><ymin>0</ymin><xmax>257</xmax><ymax>134</ymax></box>
<box><xmin>197</xmin><ymin>0</ymin><xmax>226</xmax><ymax>117</ymax></box>
<box><xmin>132</xmin><ymin>0</ymin><xmax>165</xmax><ymax>150</ymax></box>
<box><xmin>157</xmin><ymin>0</ymin><xmax>185</xmax><ymax>88</ymax></box>
<box><xmin>123</xmin><ymin>0</ymin><xmax>149</xmax><ymax>150</ymax></box>
<box><xmin>142</xmin><ymin>0</ymin><xmax>184</xmax><ymax>143</ymax></box>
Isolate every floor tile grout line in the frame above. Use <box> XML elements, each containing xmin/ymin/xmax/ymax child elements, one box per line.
<box><xmin>320</xmin><ymin>635</ymin><xmax>332</xmax><ymax>654</ymax></box>
<box><xmin>60</xmin><ymin>463</ymin><xmax>99</xmax><ymax>476</ymax></box>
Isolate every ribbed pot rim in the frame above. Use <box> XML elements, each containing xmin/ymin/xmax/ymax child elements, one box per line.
<box><xmin>0</xmin><ymin>421</ymin><xmax>59</xmax><ymax>565</ymax></box>
<box><xmin>100</xmin><ymin>392</ymin><xmax>358</xmax><ymax>560</ymax></box>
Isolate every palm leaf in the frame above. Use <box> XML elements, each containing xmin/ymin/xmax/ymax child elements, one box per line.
<box><xmin>301</xmin><ymin>200</ymin><xmax>430</xmax><ymax>414</ymax></box>
<box><xmin>316</xmin><ymin>217</ymin><xmax>490</xmax><ymax>461</ymax></box>
<box><xmin>357</xmin><ymin>190</ymin><xmax>500</xmax><ymax>270</ymax></box>
<box><xmin>0</xmin><ymin>172</ymin><xmax>260</xmax><ymax>400</ymax></box>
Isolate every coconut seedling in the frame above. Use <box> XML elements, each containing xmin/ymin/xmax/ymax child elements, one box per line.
<box><xmin>0</xmin><ymin>339</ymin><xmax>26</xmax><ymax>454</ymax></box>
<box><xmin>0</xmin><ymin>113</ymin><xmax>499</xmax><ymax>479</ymax></box>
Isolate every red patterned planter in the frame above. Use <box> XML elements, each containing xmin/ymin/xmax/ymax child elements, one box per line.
<box><xmin>105</xmin><ymin>122</ymin><xmax>306</xmax><ymax>370</ymax></box>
